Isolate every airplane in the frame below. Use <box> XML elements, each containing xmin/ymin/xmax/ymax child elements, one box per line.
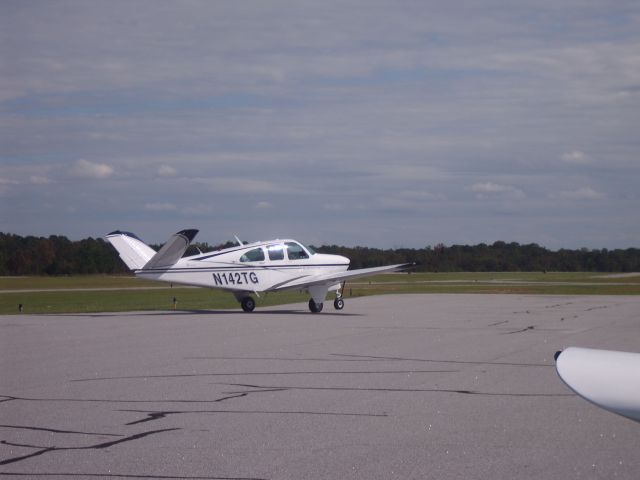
<box><xmin>106</xmin><ymin>229</ymin><xmax>411</xmax><ymax>313</ymax></box>
<box><xmin>555</xmin><ymin>347</ymin><xmax>640</xmax><ymax>423</ymax></box>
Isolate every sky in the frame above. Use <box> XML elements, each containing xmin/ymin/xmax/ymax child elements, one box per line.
<box><xmin>1</xmin><ymin>0</ymin><xmax>639</xmax><ymax>249</ymax></box>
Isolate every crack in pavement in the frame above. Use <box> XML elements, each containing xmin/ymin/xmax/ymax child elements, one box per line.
<box><xmin>0</xmin><ymin>425</ymin><xmax>122</xmax><ymax>437</ymax></box>
<box><xmin>219</xmin><ymin>383</ymin><xmax>573</xmax><ymax>397</ymax></box>
<box><xmin>0</xmin><ymin>472</ymin><xmax>266</xmax><ymax>479</ymax></box>
<box><xmin>124</xmin><ymin>392</ymin><xmax>249</xmax><ymax>425</ymax></box>
<box><xmin>504</xmin><ymin>325</ymin><xmax>536</xmax><ymax>334</ymax></box>
<box><xmin>0</xmin><ymin>394</ymin><xmax>248</xmax><ymax>405</ymax></box>
<box><xmin>330</xmin><ymin>353</ymin><xmax>552</xmax><ymax>367</ymax></box>
<box><xmin>70</xmin><ymin>369</ymin><xmax>457</xmax><ymax>382</ymax></box>
<box><xmin>0</xmin><ymin>428</ymin><xmax>179</xmax><ymax>466</ymax></box>
<box><xmin>119</xmin><ymin>409</ymin><xmax>388</xmax><ymax>425</ymax></box>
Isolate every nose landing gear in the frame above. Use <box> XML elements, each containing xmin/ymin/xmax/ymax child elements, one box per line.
<box><xmin>334</xmin><ymin>282</ymin><xmax>346</xmax><ymax>310</ymax></box>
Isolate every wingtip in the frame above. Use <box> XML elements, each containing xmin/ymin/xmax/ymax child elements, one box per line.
<box><xmin>177</xmin><ymin>229</ymin><xmax>199</xmax><ymax>242</ymax></box>
<box><xmin>397</xmin><ymin>262</ymin><xmax>416</xmax><ymax>271</ymax></box>
<box><xmin>106</xmin><ymin>230</ymin><xmax>144</xmax><ymax>241</ymax></box>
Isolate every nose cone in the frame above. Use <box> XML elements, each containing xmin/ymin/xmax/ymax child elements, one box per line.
<box><xmin>316</xmin><ymin>253</ymin><xmax>350</xmax><ymax>268</ymax></box>
<box><xmin>337</xmin><ymin>255</ymin><xmax>350</xmax><ymax>266</ymax></box>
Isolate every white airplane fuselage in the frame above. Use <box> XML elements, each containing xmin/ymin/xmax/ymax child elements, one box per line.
<box><xmin>136</xmin><ymin>239</ymin><xmax>349</xmax><ymax>294</ymax></box>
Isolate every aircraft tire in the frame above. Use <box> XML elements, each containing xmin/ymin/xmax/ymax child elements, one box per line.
<box><xmin>308</xmin><ymin>299</ymin><xmax>323</xmax><ymax>313</ymax></box>
<box><xmin>334</xmin><ymin>298</ymin><xmax>345</xmax><ymax>310</ymax></box>
<box><xmin>241</xmin><ymin>296</ymin><xmax>256</xmax><ymax>312</ymax></box>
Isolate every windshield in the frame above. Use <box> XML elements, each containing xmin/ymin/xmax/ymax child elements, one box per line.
<box><xmin>286</xmin><ymin>242</ymin><xmax>309</xmax><ymax>260</ymax></box>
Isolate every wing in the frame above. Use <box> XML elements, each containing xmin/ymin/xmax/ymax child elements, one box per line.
<box><xmin>272</xmin><ymin>263</ymin><xmax>413</xmax><ymax>291</ymax></box>
<box><xmin>555</xmin><ymin>347</ymin><xmax>640</xmax><ymax>423</ymax></box>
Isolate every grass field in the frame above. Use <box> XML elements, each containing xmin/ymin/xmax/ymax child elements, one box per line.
<box><xmin>1</xmin><ymin>272</ymin><xmax>639</xmax><ymax>314</ymax></box>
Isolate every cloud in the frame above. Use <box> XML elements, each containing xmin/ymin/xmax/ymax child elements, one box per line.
<box><xmin>0</xmin><ymin>177</ymin><xmax>19</xmax><ymax>196</ymax></box>
<box><xmin>29</xmin><ymin>175</ymin><xmax>53</xmax><ymax>185</ymax></box>
<box><xmin>561</xmin><ymin>150</ymin><xmax>592</xmax><ymax>165</ymax></box>
<box><xmin>467</xmin><ymin>182</ymin><xmax>525</xmax><ymax>199</ymax></box>
<box><xmin>370</xmin><ymin>164</ymin><xmax>445</xmax><ymax>182</ymax></box>
<box><xmin>323</xmin><ymin>203</ymin><xmax>343</xmax><ymax>211</ymax></box>
<box><xmin>157</xmin><ymin>165</ymin><xmax>177</xmax><ymax>177</ymax></box>
<box><xmin>69</xmin><ymin>159</ymin><xmax>114</xmax><ymax>179</ymax></box>
<box><xmin>144</xmin><ymin>202</ymin><xmax>177</xmax><ymax>212</ymax></box>
<box><xmin>192</xmin><ymin>177</ymin><xmax>294</xmax><ymax>194</ymax></box>
<box><xmin>0</xmin><ymin>178</ymin><xmax>19</xmax><ymax>185</ymax></box>
<box><xmin>555</xmin><ymin>187</ymin><xmax>605</xmax><ymax>200</ymax></box>
<box><xmin>180</xmin><ymin>204</ymin><xmax>213</xmax><ymax>217</ymax></box>
<box><xmin>255</xmin><ymin>201</ymin><xmax>273</xmax><ymax>209</ymax></box>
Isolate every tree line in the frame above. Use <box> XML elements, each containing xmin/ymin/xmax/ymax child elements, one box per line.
<box><xmin>317</xmin><ymin>242</ymin><xmax>640</xmax><ymax>272</ymax></box>
<box><xmin>1</xmin><ymin>232</ymin><xmax>638</xmax><ymax>276</ymax></box>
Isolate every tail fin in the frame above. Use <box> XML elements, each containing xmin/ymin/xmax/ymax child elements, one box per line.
<box><xmin>143</xmin><ymin>229</ymin><xmax>198</xmax><ymax>269</ymax></box>
<box><xmin>105</xmin><ymin>231</ymin><xmax>156</xmax><ymax>270</ymax></box>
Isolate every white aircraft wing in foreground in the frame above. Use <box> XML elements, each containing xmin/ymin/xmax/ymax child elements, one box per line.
<box><xmin>555</xmin><ymin>347</ymin><xmax>640</xmax><ymax>423</ymax></box>
<box><xmin>106</xmin><ymin>229</ymin><xmax>411</xmax><ymax>313</ymax></box>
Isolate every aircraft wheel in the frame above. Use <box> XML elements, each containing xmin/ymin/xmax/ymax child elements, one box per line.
<box><xmin>241</xmin><ymin>296</ymin><xmax>256</xmax><ymax>313</ymax></box>
<box><xmin>309</xmin><ymin>299</ymin><xmax>323</xmax><ymax>313</ymax></box>
<box><xmin>334</xmin><ymin>298</ymin><xmax>345</xmax><ymax>310</ymax></box>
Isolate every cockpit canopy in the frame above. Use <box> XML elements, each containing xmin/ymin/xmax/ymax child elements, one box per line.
<box><xmin>239</xmin><ymin>241</ymin><xmax>314</xmax><ymax>263</ymax></box>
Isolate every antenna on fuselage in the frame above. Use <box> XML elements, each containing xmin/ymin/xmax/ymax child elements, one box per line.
<box><xmin>234</xmin><ymin>235</ymin><xmax>243</xmax><ymax>246</ymax></box>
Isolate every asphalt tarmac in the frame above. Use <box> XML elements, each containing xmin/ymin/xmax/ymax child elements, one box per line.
<box><xmin>1</xmin><ymin>294</ymin><xmax>639</xmax><ymax>479</ymax></box>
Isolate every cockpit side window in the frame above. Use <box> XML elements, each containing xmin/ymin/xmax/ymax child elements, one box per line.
<box><xmin>267</xmin><ymin>244</ymin><xmax>285</xmax><ymax>261</ymax></box>
<box><xmin>240</xmin><ymin>247</ymin><xmax>265</xmax><ymax>262</ymax></box>
<box><xmin>286</xmin><ymin>242</ymin><xmax>309</xmax><ymax>260</ymax></box>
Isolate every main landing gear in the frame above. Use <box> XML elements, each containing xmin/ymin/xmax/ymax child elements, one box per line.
<box><xmin>308</xmin><ymin>299</ymin><xmax>323</xmax><ymax>313</ymax></box>
<box><xmin>308</xmin><ymin>293</ymin><xmax>345</xmax><ymax>313</ymax></box>
<box><xmin>241</xmin><ymin>296</ymin><xmax>256</xmax><ymax>313</ymax></box>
